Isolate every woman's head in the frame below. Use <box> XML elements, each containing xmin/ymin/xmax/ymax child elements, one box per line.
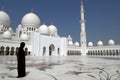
<box><xmin>20</xmin><ymin>42</ymin><xmax>25</xmax><ymax>48</ymax></box>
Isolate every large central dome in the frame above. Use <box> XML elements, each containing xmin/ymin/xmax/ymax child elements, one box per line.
<box><xmin>21</xmin><ymin>12</ymin><xmax>40</xmax><ymax>27</ymax></box>
<box><xmin>0</xmin><ymin>10</ymin><xmax>10</xmax><ymax>26</ymax></box>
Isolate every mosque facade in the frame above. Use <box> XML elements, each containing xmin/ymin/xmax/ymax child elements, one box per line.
<box><xmin>0</xmin><ymin>1</ymin><xmax>120</xmax><ymax>56</ymax></box>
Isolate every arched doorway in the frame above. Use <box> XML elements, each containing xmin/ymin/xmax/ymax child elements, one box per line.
<box><xmin>1</xmin><ymin>46</ymin><xmax>4</xmax><ymax>55</ymax></box>
<box><xmin>10</xmin><ymin>47</ymin><xmax>14</xmax><ymax>55</ymax></box>
<box><xmin>58</xmin><ymin>48</ymin><xmax>60</xmax><ymax>55</ymax></box>
<box><xmin>43</xmin><ymin>47</ymin><xmax>46</xmax><ymax>56</ymax></box>
<box><xmin>49</xmin><ymin>44</ymin><xmax>55</xmax><ymax>56</ymax></box>
<box><xmin>6</xmin><ymin>46</ymin><xmax>10</xmax><ymax>55</ymax></box>
<box><xmin>116</xmin><ymin>50</ymin><xmax>118</xmax><ymax>55</ymax></box>
<box><xmin>16</xmin><ymin>47</ymin><xmax>19</xmax><ymax>55</ymax></box>
<box><xmin>19</xmin><ymin>31</ymin><xmax>22</xmax><ymax>37</ymax></box>
<box><xmin>25</xmin><ymin>48</ymin><xmax>28</xmax><ymax>55</ymax></box>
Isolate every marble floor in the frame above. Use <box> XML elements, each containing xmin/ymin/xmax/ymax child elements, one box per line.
<box><xmin>0</xmin><ymin>56</ymin><xmax>120</xmax><ymax>80</ymax></box>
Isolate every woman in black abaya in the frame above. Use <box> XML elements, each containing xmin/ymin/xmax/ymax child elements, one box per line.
<box><xmin>17</xmin><ymin>42</ymin><xmax>26</xmax><ymax>78</ymax></box>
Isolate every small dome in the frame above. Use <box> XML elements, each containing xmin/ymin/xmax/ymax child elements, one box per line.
<box><xmin>21</xmin><ymin>12</ymin><xmax>40</xmax><ymax>27</ymax></box>
<box><xmin>24</xmin><ymin>27</ymin><xmax>27</xmax><ymax>31</ymax></box>
<box><xmin>68</xmin><ymin>35</ymin><xmax>71</xmax><ymax>38</ymax></box>
<box><xmin>49</xmin><ymin>25</ymin><xmax>57</xmax><ymax>36</ymax></box>
<box><xmin>20</xmin><ymin>33</ymin><xmax>28</xmax><ymax>41</ymax></box>
<box><xmin>68</xmin><ymin>35</ymin><xmax>72</xmax><ymax>41</ymax></box>
<box><xmin>108</xmin><ymin>39</ymin><xmax>115</xmax><ymax>45</ymax></box>
<box><xmin>38</xmin><ymin>24</ymin><xmax>49</xmax><ymax>35</ymax></box>
<box><xmin>9</xmin><ymin>27</ymin><xmax>12</xmax><ymax>31</ymax></box>
<box><xmin>9</xmin><ymin>27</ymin><xmax>13</xmax><ymax>32</ymax></box>
<box><xmin>97</xmin><ymin>41</ymin><xmax>103</xmax><ymax>46</ymax></box>
<box><xmin>16</xmin><ymin>24</ymin><xmax>22</xmax><ymax>31</ymax></box>
<box><xmin>0</xmin><ymin>10</ymin><xmax>10</xmax><ymax>26</ymax></box>
<box><xmin>3</xmin><ymin>30</ymin><xmax>12</xmax><ymax>39</ymax></box>
<box><xmin>68</xmin><ymin>41</ymin><xmax>73</xmax><ymax>46</ymax></box>
<box><xmin>88</xmin><ymin>42</ymin><xmax>93</xmax><ymax>47</ymax></box>
<box><xmin>74</xmin><ymin>42</ymin><xmax>79</xmax><ymax>47</ymax></box>
<box><xmin>18</xmin><ymin>24</ymin><xmax>22</xmax><ymax>28</ymax></box>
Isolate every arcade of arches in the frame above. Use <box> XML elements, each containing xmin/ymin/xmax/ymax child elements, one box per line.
<box><xmin>87</xmin><ymin>49</ymin><xmax>120</xmax><ymax>56</ymax></box>
<box><xmin>67</xmin><ymin>50</ymin><xmax>81</xmax><ymax>55</ymax></box>
<box><xmin>1</xmin><ymin>46</ymin><xmax>120</xmax><ymax>56</ymax></box>
<box><xmin>0</xmin><ymin>46</ymin><xmax>30</xmax><ymax>56</ymax></box>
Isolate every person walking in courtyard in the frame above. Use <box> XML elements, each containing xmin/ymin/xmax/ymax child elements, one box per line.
<box><xmin>17</xmin><ymin>42</ymin><xmax>26</xmax><ymax>78</ymax></box>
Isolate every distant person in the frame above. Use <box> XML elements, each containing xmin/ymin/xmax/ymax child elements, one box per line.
<box><xmin>17</xmin><ymin>42</ymin><xmax>26</xmax><ymax>78</ymax></box>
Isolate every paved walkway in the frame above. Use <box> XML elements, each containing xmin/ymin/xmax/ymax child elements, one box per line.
<box><xmin>0</xmin><ymin>56</ymin><xmax>120</xmax><ymax>80</ymax></box>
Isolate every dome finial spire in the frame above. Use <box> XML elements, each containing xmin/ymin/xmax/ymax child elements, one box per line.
<box><xmin>81</xmin><ymin>0</ymin><xmax>83</xmax><ymax>5</ymax></box>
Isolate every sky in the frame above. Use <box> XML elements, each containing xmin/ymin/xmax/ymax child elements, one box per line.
<box><xmin>0</xmin><ymin>0</ymin><xmax>120</xmax><ymax>45</ymax></box>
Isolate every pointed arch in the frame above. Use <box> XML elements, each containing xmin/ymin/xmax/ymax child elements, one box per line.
<box><xmin>25</xmin><ymin>47</ymin><xmax>28</xmax><ymax>55</ymax></box>
<box><xmin>49</xmin><ymin>44</ymin><xmax>55</xmax><ymax>56</ymax></box>
<box><xmin>16</xmin><ymin>47</ymin><xmax>19</xmax><ymax>55</ymax></box>
<box><xmin>19</xmin><ymin>31</ymin><xmax>22</xmax><ymax>37</ymax></box>
<box><xmin>10</xmin><ymin>47</ymin><xmax>14</xmax><ymax>55</ymax></box>
<box><xmin>58</xmin><ymin>48</ymin><xmax>60</xmax><ymax>55</ymax></box>
<box><xmin>1</xmin><ymin>46</ymin><xmax>4</xmax><ymax>55</ymax></box>
<box><xmin>6</xmin><ymin>46</ymin><xmax>10</xmax><ymax>55</ymax></box>
<box><xmin>43</xmin><ymin>47</ymin><xmax>46</xmax><ymax>56</ymax></box>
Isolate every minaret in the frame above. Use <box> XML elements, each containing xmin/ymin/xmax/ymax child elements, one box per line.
<box><xmin>80</xmin><ymin>0</ymin><xmax>87</xmax><ymax>55</ymax></box>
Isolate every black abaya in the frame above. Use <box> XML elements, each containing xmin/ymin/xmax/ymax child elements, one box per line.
<box><xmin>17</xmin><ymin>46</ymin><xmax>26</xmax><ymax>77</ymax></box>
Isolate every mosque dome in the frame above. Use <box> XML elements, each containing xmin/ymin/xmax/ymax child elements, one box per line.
<box><xmin>97</xmin><ymin>41</ymin><xmax>103</xmax><ymax>46</ymax></box>
<box><xmin>38</xmin><ymin>24</ymin><xmax>49</xmax><ymax>35</ymax></box>
<box><xmin>18</xmin><ymin>24</ymin><xmax>22</xmax><ymax>28</ymax></box>
<box><xmin>49</xmin><ymin>25</ymin><xmax>57</xmax><ymax>36</ymax></box>
<box><xmin>9</xmin><ymin>27</ymin><xmax>12</xmax><ymax>31</ymax></box>
<box><xmin>21</xmin><ymin>12</ymin><xmax>40</xmax><ymax>27</ymax></box>
<box><xmin>68</xmin><ymin>35</ymin><xmax>72</xmax><ymax>41</ymax></box>
<box><xmin>3</xmin><ymin>30</ymin><xmax>12</xmax><ymax>39</ymax></box>
<box><xmin>108</xmin><ymin>39</ymin><xmax>115</xmax><ymax>45</ymax></box>
<box><xmin>8</xmin><ymin>27</ymin><xmax>13</xmax><ymax>32</ymax></box>
<box><xmin>74</xmin><ymin>42</ymin><xmax>79</xmax><ymax>47</ymax></box>
<box><xmin>24</xmin><ymin>27</ymin><xmax>27</xmax><ymax>31</ymax></box>
<box><xmin>88</xmin><ymin>42</ymin><xmax>93</xmax><ymax>47</ymax></box>
<box><xmin>0</xmin><ymin>10</ymin><xmax>10</xmax><ymax>26</ymax></box>
<box><xmin>20</xmin><ymin>33</ymin><xmax>28</xmax><ymax>41</ymax></box>
<box><xmin>68</xmin><ymin>35</ymin><xmax>71</xmax><ymax>38</ymax></box>
<box><xmin>68</xmin><ymin>41</ymin><xmax>73</xmax><ymax>46</ymax></box>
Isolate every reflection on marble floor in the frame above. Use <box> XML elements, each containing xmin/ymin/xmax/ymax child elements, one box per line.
<box><xmin>0</xmin><ymin>56</ymin><xmax>120</xmax><ymax>80</ymax></box>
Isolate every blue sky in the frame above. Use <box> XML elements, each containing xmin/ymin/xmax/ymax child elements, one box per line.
<box><xmin>0</xmin><ymin>0</ymin><xmax>120</xmax><ymax>45</ymax></box>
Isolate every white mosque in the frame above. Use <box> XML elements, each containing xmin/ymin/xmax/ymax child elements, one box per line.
<box><xmin>0</xmin><ymin>1</ymin><xmax>120</xmax><ymax>56</ymax></box>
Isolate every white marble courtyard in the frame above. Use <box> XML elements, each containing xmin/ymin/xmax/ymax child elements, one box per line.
<box><xmin>0</xmin><ymin>56</ymin><xmax>120</xmax><ymax>80</ymax></box>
